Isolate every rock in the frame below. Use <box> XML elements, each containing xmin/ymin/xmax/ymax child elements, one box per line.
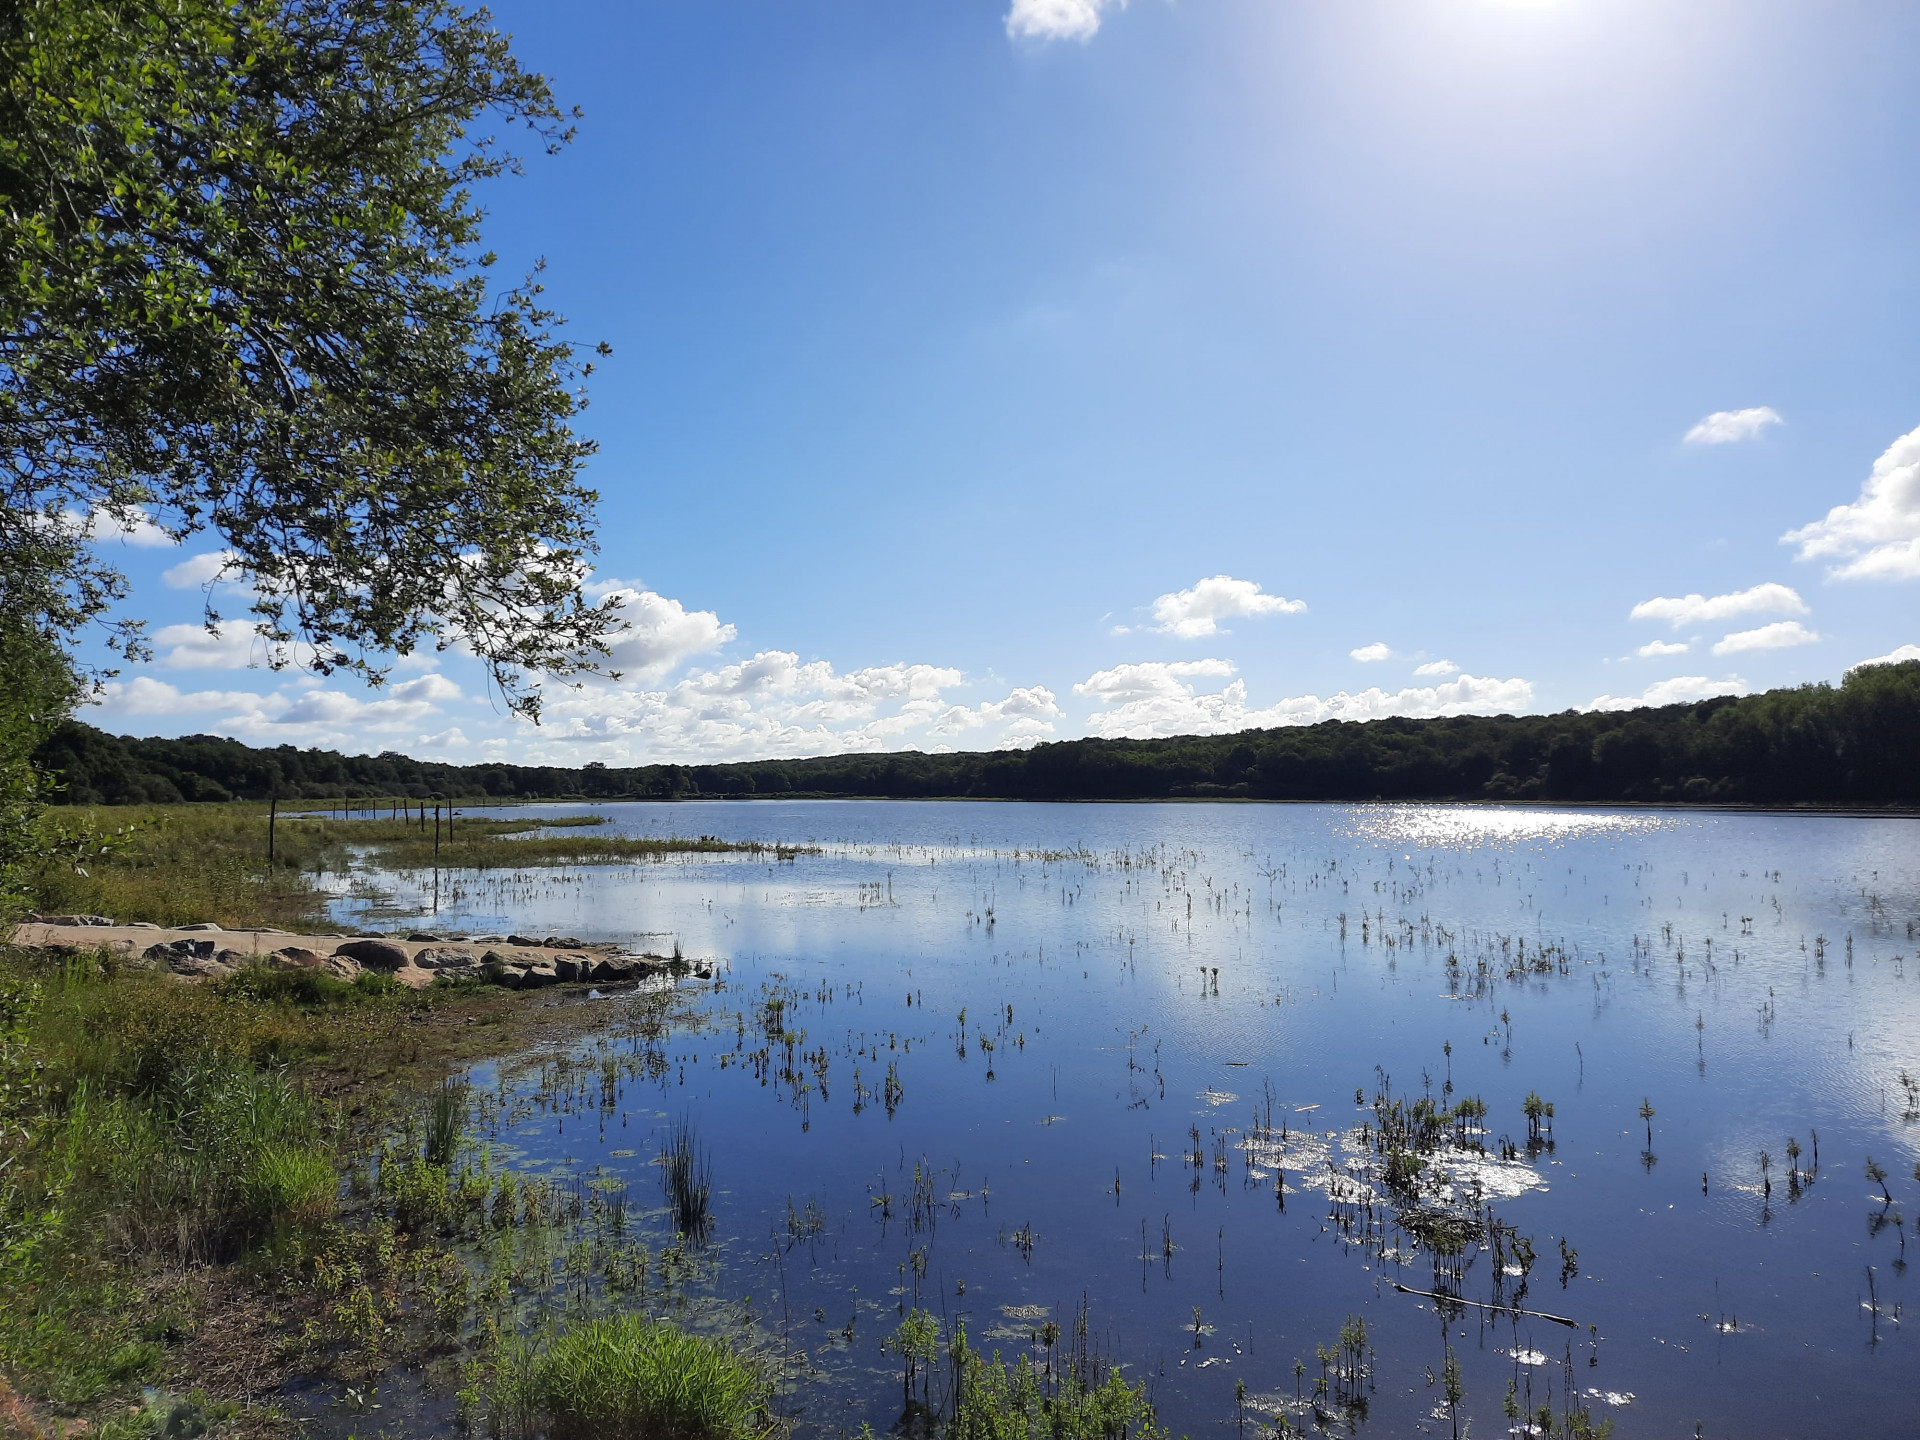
<box><xmin>143</xmin><ymin>938</ymin><xmax>232</xmax><ymax>980</ymax></box>
<box><xmin>506</xmin><ymin>934</ymin><xmax>544</xmax><ymax>947</ymax></box>
<box><xmin>390</xmin><ymin>965</ymin><xmax>437</xmax><ymax>991</ymax></box>
<box><xmin>590</xmin><ymin>956</ymin><xmax>636</xmax><ymax>982</ymax></box>
<box><xmin>470</xmin><ymin>935</ymin><xmax>507</xmax><ymax>945</ymax></box>
<box><xmin>145</xmin><ymin>938</ymin><xmax>217</xmax><ymax>963</ymax></box>
<box><xmin>554</xmin><ymin>956</ymin><xmax>589</xmax><ymax>982</ymax></box>
<box><xmin>168</xmin><ymin>956</ymin><xmax>235</xmax><ymax>981</ymax></box>
<box><xmin>406</xmin><ymin>931</ymin><xmax>445</xmax><ymax>942</ymax></box>
<box><xmin>213</xmin><ymin>948</ymin><xmax>253</xmax><ymax>968</ymax></box>
<box><xmin>178</xmin><ymin>922</ymin><xmax>223</xmax><ymax>932</ymax></box>
<box><xmin>127</xmin><ymin>922</ymin><xmax>162</xmax><ymax>930</ymax></box>
<box><xmin>269</xmin><ymin>947</ymin><xmax>364</xmax><ymax>982</ymax></box>
<box><xmin>516</xmin><ymin>963</ymin><xmax>560</xmax><ymax>990</ymax></box>
<box><xmin>335</xmin><ymin>938</ymin><xmax>410</xmax><ymax>971</ymax></box>
<box><xmin>481</xmin><ymin>952</ymin><xmax>523</xmax><ymax>987</ymax></box>
<box><xmin>413</xmin><ymin>946</ymin><xmax>480</xmax><ymax>971</ymax></box>
<box><xmin>37</xmin><ymin>913</ymin><xmax>116</xmax><ymax>926</ymax></box>
<box><xmin>543</xmin><ymin>935</ymin><xmax>585</xmax><ymax>949</ymax></box>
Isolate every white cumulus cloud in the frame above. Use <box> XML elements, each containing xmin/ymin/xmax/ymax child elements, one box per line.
<box><xmin>1147</xmin><ymin>576</ymin><xmax>1305</xmax><ymax>639</ymax></box>
<box><xmin>1006</xmin><ymin>0</ymin><xmax>1122</xmax><ymax>43</ymax></box>
<box><xmin>1585</xmin><ymin>676</ymin><xmax>1750</xmax><ymax>712</ymax></box>
<box><xmin>1781</xmin><ymin>424</ymin><xmax>1920</xmax><ymax>580</ymax></box>
<box><xmin>1350</xmin><ymin>642</ymin><xmax>1391</xmax><ymax>663</ymax></box>
<box><xmin>1635</xmin><ymin>640</ymin><xmax>1690</xmax><ymax>658</ymax></box>
<box><xmin>84</xmin><ymin>506</ymin><xmax>177</xmax><ymax>547</ymax></box>
<box><xmin>92</xmin><ymin>677</ymin><xmax>267</xmax><ymax>717</ymax></box>
<box><xmin>390</xmin><ymin>673</ymin><xmax>463</xmax><ymax>704</ymax></box>
<box><xmin>532</xmin><ymin>651</ymin><xmax>1051</xmax><ymax>763</ymax></box>
<box><xmin>1849</xmin><ymin>643</ymin><xmax>1920</xmax><ymax>671</ymax></box>
<box><xmin>594</xmin><ymin>586</ymin><xmax>736</xmax><ymax>681</ymax></box>
<box><xmin>155</xmin><ymin>620</ymin><xmax>320</xmax><ymax>671</ymax></box>
<box><xmin>1629</xmin><ymin>582</ymin><xmax>1806</xmax><ymax>629</ymax></box>
<box><xmin>1413</xmin><ymin>659</ymin><xmax>1459</xmax><ymax>676</ymax></box>
<box><xmin>1075</xmin><ymin>662</ymin><xmax>1532</xmax><ymax>740</ymax></box>
<box><xmin>1683</xmin><ymin>407</ymin><xmax>1782</xmax><ymax>445</ymax></box>
<box><xmin>162</xmin><ymin>549</ymin><xmax>240</xmax><ymax>589</ymax></box>
<box><xmin>1711</xmin><ymin>620</ymin><xmax>1819</xmax><ymax>656</ymax></box>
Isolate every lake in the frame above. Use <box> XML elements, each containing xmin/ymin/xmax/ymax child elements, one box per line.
<box><xmin>330</xmin><ymin>800</ymin><xmax>1918</xmax><ymax>1438</ymax></box>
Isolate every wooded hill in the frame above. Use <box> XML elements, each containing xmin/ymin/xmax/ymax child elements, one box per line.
<box><xmin>35</xmin><ymin>661</ymin><xmax>1920</xmax><ymax>809</ymax></box>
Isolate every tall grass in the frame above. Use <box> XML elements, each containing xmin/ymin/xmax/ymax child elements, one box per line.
<box><xmin>661</xmin><ymin>1117</ymin><xmax>713</xmax><ymax>1242</ymax></box>
<box><xmin>0</xmin><ymin>944</ymin><xmax>445</xmax><ymax>1404</ymax></box>
<box><xmin>490</xmin><ymin>1317</ymin><xmax>768</xmax><ymax>1440</ymax></box>
<box><xmin>424</xmin><ymin>1079</ymin><xmax>466</xmax><ymax>1167</ymax></box>
<box><xmin>24</xmin><ymin>803</ymin><xmax>802</xmax><ymax>927</ymax></box>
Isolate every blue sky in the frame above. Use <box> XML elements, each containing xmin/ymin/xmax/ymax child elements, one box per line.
<box><xmin>86</xmin><ymin>0</ymin><xmax>1920</xmax><ymax>763</ymax></box>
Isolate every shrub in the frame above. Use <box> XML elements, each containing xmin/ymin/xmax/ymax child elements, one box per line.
<box><xmin>497</xmin><ymin>1316</ymin><xmax>768</xmax><ymax>1440</ymax></box>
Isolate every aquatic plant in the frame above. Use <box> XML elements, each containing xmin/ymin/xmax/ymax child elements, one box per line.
<box><xmin>424</xmin><ymin>1078</ymin><xmax>467</xmax><ymax>1168</ymax></box>
<box><xmin>660</xmin><ymin>1117</ymin><xmax>713</xmax><ymax>1241</ymax></box>
<box><xmin>496</xmin><ymin>1316</ymin><xmax>768</xmax><ymax>1440</ymax></box>
<box><xmin>1865</xmin><ymin>1156</ymin><xmax>1891</xmax><ymax>1205</ymax></box>
<box><xmin>947</xmin><ymin>1321</ymin><xmax>1166</xmax><ymax>1440</ymax></box>
<box><xmin>884</xmin><ymin>1307</ymin><xmax>940</xmax><ymax>1400</ymax></box>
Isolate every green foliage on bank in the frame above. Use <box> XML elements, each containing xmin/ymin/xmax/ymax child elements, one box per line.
<box><xmin>0</xmin><ymin>950</ymin><xmax>342</xmax><ymax>1406</ymax></box>
<box><xmin>487</xmin><ymin>1315</ymin><xmax>771</xmax><ymax>1440</ymax></box>
<box><xmin>37</xmin><ymin>660</ymin><xmax>1920</xmax><ymax>808</ymax></box>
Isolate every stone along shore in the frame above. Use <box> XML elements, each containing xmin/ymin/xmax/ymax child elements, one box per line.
<box><xmin>12</xmin><ymin>916</ymin><xmax>706</xmax><ymax>990</ymax></box>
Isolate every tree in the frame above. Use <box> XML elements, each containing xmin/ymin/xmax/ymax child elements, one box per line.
<box><xmin>1</xmin><ymin>0</ymin><xmax>618</xmax><ymax>715</ymax></box>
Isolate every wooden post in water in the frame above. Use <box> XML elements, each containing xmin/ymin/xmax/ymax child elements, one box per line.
<box><xmin>433</xmin><ymin>799</ymin><xmax>441</xmax><ymax>857</ymax></box>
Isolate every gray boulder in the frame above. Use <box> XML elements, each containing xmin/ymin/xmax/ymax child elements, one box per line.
<box><xmin>335</xmin><ymin>938</ymin><xmax>410</xmax><ymax>971</ymax></box>
<box><xmin>269</xmin><ymin>947</ymin><xmax>363</xmax><ymax>981</ymax></box>
<box><xmin>145</xmin><ymin>938</ymin><xmax>216</xmax><ymax>963</ymax></box>
<box><xmin>143</xmin><ymin>938</ymin><xmax>233</xmax><ymax>979</ymax></box>
<box><xmin>414</xmin><ymin>946</ymin><xmax>480</xmax><ymax>972</ymax></box>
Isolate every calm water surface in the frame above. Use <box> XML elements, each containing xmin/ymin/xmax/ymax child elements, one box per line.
<box><xmin>333</xmin><ymin>801</ymin><xmax>1918</xmax><ymax>1439</ymax></box>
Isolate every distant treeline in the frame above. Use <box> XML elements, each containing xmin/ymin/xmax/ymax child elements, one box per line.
<box><xmin>34</xmin><ymin>660</ymin><xmax>1920</xmax><ymax>809</ymax></box>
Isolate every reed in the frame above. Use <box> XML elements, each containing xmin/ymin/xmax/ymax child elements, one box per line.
<box><xmin>661</xmin><ymin>1116</ymin><xmax>713</xmax><ymax>1240</ymax></box>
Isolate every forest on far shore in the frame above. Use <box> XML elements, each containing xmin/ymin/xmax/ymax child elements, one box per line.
<box><xmin>34</xmin><ymin>660</ymin><xmax>1920</xmax><ymax>810</ymax></box>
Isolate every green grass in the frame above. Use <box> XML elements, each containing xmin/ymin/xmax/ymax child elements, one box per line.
<box><xmin>492</xmin><ymin>1316</ymin><xmax>770</xmax><ymax>1440</ymax></box>
<box><xmin>23</xmin><ymin>803</ymin><xmax>805</xmax><ymax>928</ymax></box>
<box><xmin>0</xmin><ymin>951</ymin><xmax>341</xmax><ymax>1404</ymax></box>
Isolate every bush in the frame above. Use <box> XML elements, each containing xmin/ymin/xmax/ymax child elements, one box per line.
<box><xmin>495</xmin><ymin>1316</ymin><xmax>768</xmax><ymax>1440</ymax></box>
<box><xmin>948</xmin><ymin>1327</ymin><xmax>1166</xmax><ymax>1440</ymax></box>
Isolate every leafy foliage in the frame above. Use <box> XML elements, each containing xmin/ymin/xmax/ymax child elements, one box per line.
<box><xmin>0</xmin><ymin>0</ymin><xmax>617</xmax><ymax>710</ymax></box>
<box><xmin>36</xmin><ymin>661</ymin><xmax>1920</xmax><ymax>807</ymax></box>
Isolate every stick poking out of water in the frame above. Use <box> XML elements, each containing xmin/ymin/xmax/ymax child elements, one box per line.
<box><xmin>1389</xmin><ymin>1281</ymin><xmax>1578</xmax><ymax>1328</ymax></box>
